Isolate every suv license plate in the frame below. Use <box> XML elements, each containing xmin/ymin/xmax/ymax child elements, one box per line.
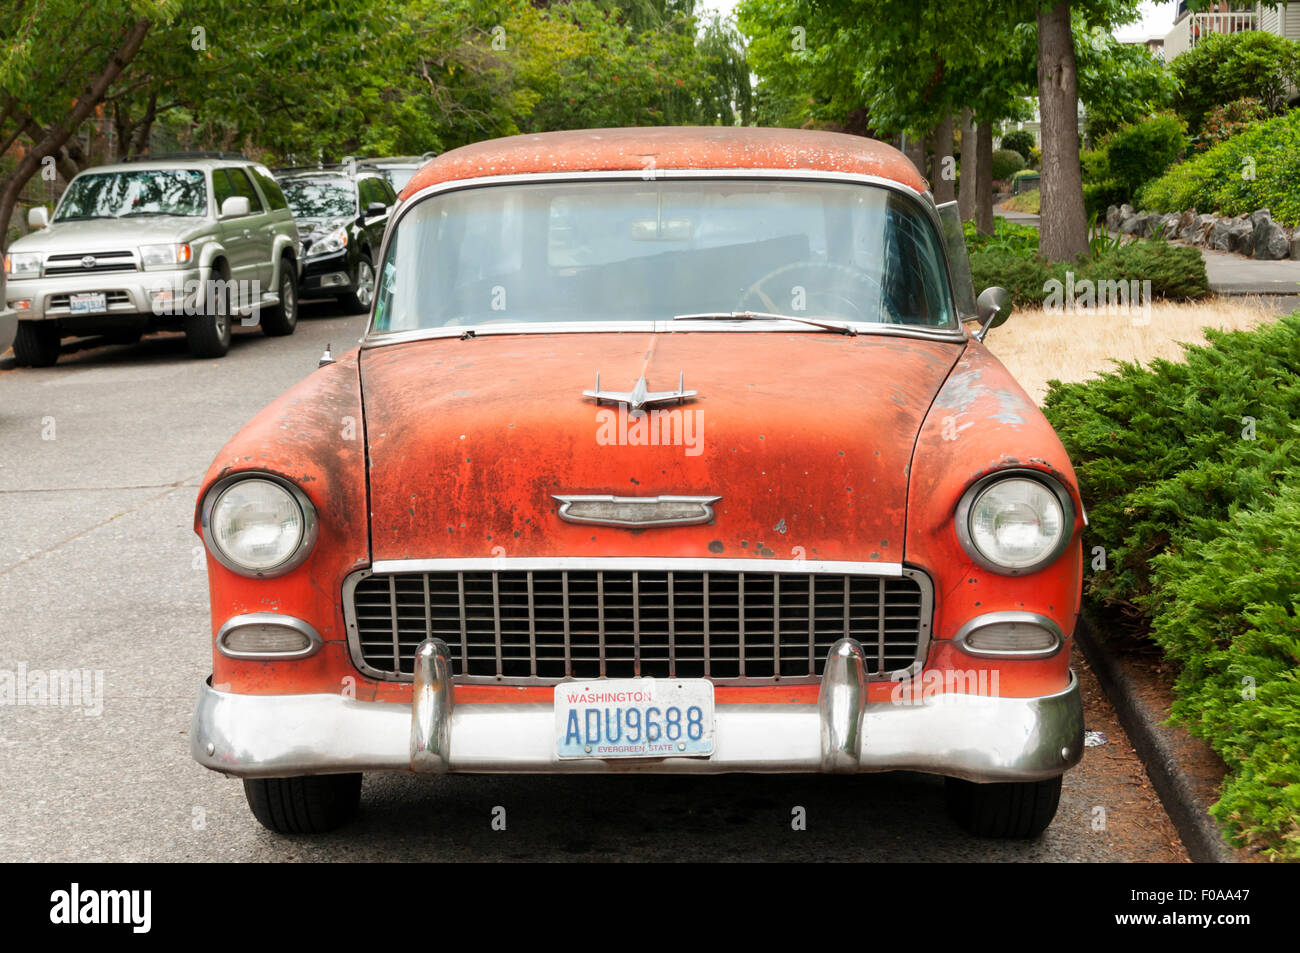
<box><xmin>69</xmin><ymin>293</ymin><xmax>107</xmax><ymax>314</ymax></box>
<box><xmin>555</xmin><ymin>678</ymin><xmax>715</xmax><ymax>760</ymax></box>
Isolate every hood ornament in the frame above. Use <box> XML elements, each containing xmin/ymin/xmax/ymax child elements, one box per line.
<box><xmin>583</xmin><ymin>372</ymin><xmax>696</xmax><ymax>418</ymax></box>
<box><xmin>554</xmin><ymin>494</ymin><xmax>721</xmax><ymax>528</ymax></box>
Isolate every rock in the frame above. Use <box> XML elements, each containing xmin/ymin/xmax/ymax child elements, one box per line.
<box><xmin>1106</xmin><ymin>204</ymin><xmax>1123</xmax><ymax>232</ymax></box>
<box><xmin>1121</xmin><ymin>214</ymin><xmax>1144</xmax><ymax>235</ymax></box>
<box><xmin>1188</xmin><ymin>214</ymin><xmax>1216</xmax><ymax>245</ymax></box>
<box><xmin>1251</xmin><ymin>209</ymin><xmax>1272</xmax><ymax>230</ymax></box>
<box><xmin>1227</xmin><ymin>219</ymin><xmax>1255</xmax><ymax>256</ymax></box>
<box><xmin>1176</xmin><ymin>209</ymin><xmax>1196</xmax><ymax>235</ymax></box>
<box><xmin>1209</xmin><ymin>219</ymin><xmax>1235</xmax><ymax>251</ymax></box>
<box><xmin>1254</xmin><ymin>218</ymin><xmax>1291</xmax><ymax>260</ymax></box>
<box><xmin>1292</xmin><ymin>231</ymin><xmax>1300</xmax><ymax>261</ymax></box>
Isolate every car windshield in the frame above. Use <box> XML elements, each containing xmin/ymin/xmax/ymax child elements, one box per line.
<box><xmin>54</xmin><ymin>169</ymin><xmax>207</xmax><ymax>220</ymax></box>
<box><xmin>371</xmin><ymin>179</ymin><xmax>957</xmax><ymax>333</ymax></box>
<box><xmin>279</xmin><ymin>176</ymin><xmax>356</xmax><ymax>220</ymax></box>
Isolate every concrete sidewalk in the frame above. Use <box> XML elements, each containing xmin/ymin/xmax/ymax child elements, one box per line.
<box><xmin>991</xmin><ymin>208</ymin><xmax>1300</xmax><ymax>297</ymax></box>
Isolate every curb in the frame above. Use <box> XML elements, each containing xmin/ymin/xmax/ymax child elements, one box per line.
<box><xmin>1074</xmin><ymin>614</ymin><xmax>1239</xmax><ymax>864</ymax></box>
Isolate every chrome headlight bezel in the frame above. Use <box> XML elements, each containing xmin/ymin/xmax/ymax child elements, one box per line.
<box><xmin>954</xmin><ymin>469</ymin><xmax>1076</xmax><ymax>575</ymax></box>
<box><xmin>199</xmin><ymin>473</ymin><xmax>319</xmax><ymax>578</ymax></box>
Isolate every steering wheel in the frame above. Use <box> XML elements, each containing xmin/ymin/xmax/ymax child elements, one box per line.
<box><xmin>738</xmin><ymin>260</ymin><xmax>900</xmax><ymax>323</ymax></box>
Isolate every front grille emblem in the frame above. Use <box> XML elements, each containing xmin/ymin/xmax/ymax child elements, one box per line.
<box><xmin>81</xmin><ymin>255</ymin><xmax>97</xmax><ymax>269</ymax></box>
<box><xmin>554</xmin><ymin>494</ymin><xmax>721</xmax><ymax>528</ymax></box>
<box><xmin>583</xmin><ymin>372</ymin><xmax>696</xmax><ymax>418</ymax></box>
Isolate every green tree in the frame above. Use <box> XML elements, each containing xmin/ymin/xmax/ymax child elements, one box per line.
<box><xmin>1172</xmin><ymin>29</ymin><xmax>1300</xmax><ymax>133</ymax></box>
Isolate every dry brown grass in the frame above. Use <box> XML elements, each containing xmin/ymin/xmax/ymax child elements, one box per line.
<box><xmin>982</xmin><ymin>298</ymin><xmax>1286</xmax><ymax>405</ymax></box>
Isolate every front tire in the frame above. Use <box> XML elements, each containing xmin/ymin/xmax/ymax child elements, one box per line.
<box><xmin>184</xmin><ymin>273</ymin><xmax>233</xmax><ymax>358</ymax></box>
<box><xmin>945</xmin><ymin>775</ymin><xmax>1062</xmax><ymax>839</ymax></box>
<box><xmin>339</xmin><ymin>253</ymin><xmax>374</xmax><ymax>313</ymax></box>
<box><xmin>13</xmin><ymin>320</ymin><xmax>62</xmax><ymax>367</ymax></box>
<box><xmin>243</xmin><ymin>774</ymin><xmax>362</xmax><ymax>834</ymax></box>
<box><xmin>261</xmin><ymin>258</ymin><xmax>299</xmax><ymax>337</ymax></box>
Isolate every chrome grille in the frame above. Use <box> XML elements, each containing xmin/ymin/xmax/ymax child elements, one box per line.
<box><xmin>345</xmin><ymin>563</ymin><xmax>931</xmax><ymax>684</ymax></box>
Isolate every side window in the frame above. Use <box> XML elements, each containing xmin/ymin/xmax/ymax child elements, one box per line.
<box><xmin>250</xmin><ymin>165</ymin><xmax>288</xmax><ymax>211</ymax></box>
<box><xmin>211</xmin><ymin>169</ymin><xmax>236</xmax><ymax>213</ymax></box>
<box><xmin>227</xmin><ymin>168</ymin><xmax>263</xmax><ymax>213</ymax></box>
<box><xmin>379</xmin><ymin>179</ymin><xmax>398</xmax><ymax>205</ymax></box>
<box><xmin>359</xmin><ymin>178</ymin><xmax>379</xmax><ymax>209</ymax></box>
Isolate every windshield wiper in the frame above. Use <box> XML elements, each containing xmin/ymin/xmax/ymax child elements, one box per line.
<box><xmin>672</xmin><ymin>311</ymin><xmax>857</xmax><ymax>336</ymax></box>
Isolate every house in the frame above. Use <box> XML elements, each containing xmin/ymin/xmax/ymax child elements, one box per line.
<box><xmin>1163</xmin><ymin>2</ymin><xmax>1300</xmax><ymax>60</ymax></box>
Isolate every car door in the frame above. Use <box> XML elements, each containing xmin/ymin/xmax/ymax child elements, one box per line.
<box><xmin>359</xmin><ymin>177</ymin><xmax>393</xmax><ymax>253</ymax></box>
<box><xmin>227</xmin><ymin>167</ymin><xmax>274</xmax><ymax>291</ymax></box>
<box><xmin>214</xmin><ymin>168</ymin><xmax>258</xmax><ymax>298</ymax></box>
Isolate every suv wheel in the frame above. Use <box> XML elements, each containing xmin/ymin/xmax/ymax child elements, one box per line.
<box><xmin>184</xmin><ymin>271</ymin><xmax>233</xmax><ymax>358</ymax></box>
<box><xmin>944</xmin><ymin>775</ymin><xmax>1062</xmax><ymax>839</ymax></box>
<box><xmin>13</xmin><ymin>320</ymin><xmax>62</xmax><ymax>367</ymax></box>
<box><xmin>243</xmin><ymin>774</ymin><xmax>362</xmax><ymax>834</ymax></box>
<box><xmin>261</xmin><ymin>257</ymin><xmax>299</xmax><ymax>337</ymax></box>
<box><xmin>340</xmin><ymin>253</ymin><xmax>374</xmax><ymax>313</ymax></box>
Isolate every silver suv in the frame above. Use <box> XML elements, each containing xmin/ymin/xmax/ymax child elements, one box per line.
<box><xmin>2</xmin><ymin>153</ymin><xmax>300</xmax><ymax>366</ymax></box>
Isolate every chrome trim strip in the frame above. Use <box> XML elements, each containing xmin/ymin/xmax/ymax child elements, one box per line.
<box><xmin>553</xmin><ymin>493</ymin><xmax>722</xmax><ymax>529</ymax></box>
<box><xmin>215</xmin><ymin>613</ymin><xmax>323</xmax><ymax>660</ymax></box>
<box><xmin>368</xmin><ymin>556</ymin><xmax>904</xmax><ymax>576</ymax></box>
<box><xmin>191</xmin><ymin>671</ymin><xmax>1082</xmax><ymax>780</ymax></box>
<box><xmin>199</xmin><ymin>472</ymin><xmax>319</xmax><ymax>579</ymax></box>
<box><xmin>341</xmin><ymin>559</ymin><xmax>933</xmax><ymax>687</ymax></box>
<box><xmin>362</xmin><ymin>168</ymin><xmax>969</xmax><ymax>348</ymax></box>
<box><xmin>952</xmin><ymin>611</ymin><xmax>1065</xmax><ymax>660</ymax></box>
<box><xmin>953</xmin><ymin>469</ymin><xmax>1078</xmax><ymax>577</ymax></box>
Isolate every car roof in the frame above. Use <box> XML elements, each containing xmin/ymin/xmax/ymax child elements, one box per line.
<box><xmin>399</xmin><ymin>127</ymin><xmax>927</xmax><ymax>200</ymax></box>
<box><xmin>75</xmin><ymin>156</ymin><xmax>258</xmax><ymax>175</ymax></box>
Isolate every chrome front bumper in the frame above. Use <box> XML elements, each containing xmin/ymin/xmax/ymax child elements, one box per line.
<box><xmin>191</xmin><ymin>638</ymin><xmax>1083</xmax><ymax>782</ymax></box>
<box><xmin>4</xmin><ymin>267</ymin><xmax>204</xmax><ymax>320</ymax></box>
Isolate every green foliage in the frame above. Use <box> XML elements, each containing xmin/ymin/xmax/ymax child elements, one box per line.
<box><xmin>962</xmin><ymin>219</ymin><xmax>1208</xmax><ymax>307</ymax></box>
<box><xmin>1104</xmin><ymin>113</ymin><xmax>1188</xmax><ymax>196</ymax></box>
<box><xmin>1002</xmin><ymin>188</ymin><xmax>1041</xmax><ymax>214</ymax></box>
<box><xmin>1079</xmin><ymin>148</ymin><xmax>1110</xmax><ymax>184</ymax></box>
<box><xmin>1138</xmin><ymin>109</ymin><xmax>1300</xmax><ymax>226</ymax></box>
<box><xmin>1083</xmin><ymin>180</ymin><xmax>1127</xmax><ymax>218</ymax></box>
<box><xmin>990</xmin><ymin>148</ymin><xmax>1026</xmax><ymax>181</ymax></box>
<box><xmin>1000</xmin><ymin>129</ymin><xmax>1036</xmax><ymax>158</ymax></box>
<box><xmin>1043</xmin><ymin>315</ymin><xmax>1300</xmax><ymax>858</ymax></box>
<box><xmin>1172</xmin><ymin>30</ymin><xmax>1300</xmax><ymax>132</ymax></box>
<box><xmin>1191</xmin><ymin>97</ymin><xmax>1268</xmax><ymax>154</ymax></box>
<box><xmin>1075</xmin><ymin>24</ymin><xmax>1179</xmax><ymax>141</ymax></box>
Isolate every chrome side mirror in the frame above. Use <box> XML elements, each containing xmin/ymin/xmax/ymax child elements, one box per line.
<box><xmin>974</xmin><ymin>286</ymin><xmax>1012</xmax><ymax>341</ymax></box>
<box><xmin>27</xmin><ymin>206</ymin><xmax>49</xmax><ymax>229</ymax></box>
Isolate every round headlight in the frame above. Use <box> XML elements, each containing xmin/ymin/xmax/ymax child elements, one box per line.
<box><xmin>956</xmin><ymin>473</ymin><xmax>1074</xmax><ymax>574</ymax></box>
<box><xmin>202</xmin><ymin>476</ymin><xmax>317</xmax><ymax>576</ymax></box>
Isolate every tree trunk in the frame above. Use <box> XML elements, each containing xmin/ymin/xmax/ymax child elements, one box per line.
<box><xmin>1037</xmin><ymin>0</ymin><xmax>1089</xmax><ymax>261</ymax></box>
<box><xmin>931</xmin><ymin>113</ymin><xmax>956</xmax><ymax>204</ymax></box>
<box><xmin>976</xmin><ymin>119</ymin><xmax>994</xmax><ymax>236</ymax></box>
<box><xmin>902</xmin><ymin>132</ymin><xmax>927</xmax><ymax>178</ymax></box>
<box><xmin>0</xmin><ymin>17</ymin><xmax>151</xmax><ymax>252</ymax></box>
<box><xmin>957</xmin><ymin>108</ymin><xmax>977</xmax><ymax>223</ymax></box>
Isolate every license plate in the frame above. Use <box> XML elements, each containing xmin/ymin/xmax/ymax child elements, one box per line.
<box><xmin>69</xmin><ymin>293</ymin><xmax>107</xmax><ymax>314</ymax></box>
<box><xmin>555</xmin><ymin>678</ymin><xmax>715</xmax><ymax>760</ymax></box>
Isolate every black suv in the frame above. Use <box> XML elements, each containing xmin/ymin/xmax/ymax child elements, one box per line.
<box><xmin>275</xmin><ymin>168</ymin><xmax>396</xmax><ymax>312</ymax></box>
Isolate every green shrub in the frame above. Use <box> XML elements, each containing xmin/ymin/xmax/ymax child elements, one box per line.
<box><xmin>1043</xmin><ymin>315</ymin><xmax>1300</xmax><ymax>859</ymax></box>
<box><xmin>964</xmin><ymin>220</ymin><xmax>1209</xmax><ymax>307</ymax></box>
<box><xmin>1080</xmin><ymin>148</ymin><xmax>1110</xmax><ymax>184</ymax></box>
<box><xmin>1105</xmin><ymin>113</ymin><xmax>1187</xmax><ymax>196</ymax></box>
<box><xmin>1190</xmin><ymin>96</ymin><xmax>1267</xmax><ymax>154</ymax></box>
<box><xmin>1000</xmin><ymin>129</ymin><xmax>1036</xmax><ymax>159</ymax></box>
<box><xmin>1172</xmin><ymin>31</ymin><xmax>1300</xmax><ymax>131</ymax></box>
<box><xmin>1083</xmin><ymin>179</ymin><xmax>1127</xmax><ymax>219</ymax></box>
<box><xmin>990</xmin><ymin>148</ymin><xmax>1026</xmax><ymax>181</ymax></box>
<box><xmin>1138</xmin><ymin>109</ymin><xmax>1300</xmax><ymax>226</ymax></box>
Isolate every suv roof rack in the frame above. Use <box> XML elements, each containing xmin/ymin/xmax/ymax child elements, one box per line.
<box><xmin>122</xmin><ymin>151</ymin><xmax>250</xmax><ymax>162</ymax></box>
<box><xmin>272</xmin><ymin>163</ymin><xmax>351</xmax><ymax>175</ymax></box>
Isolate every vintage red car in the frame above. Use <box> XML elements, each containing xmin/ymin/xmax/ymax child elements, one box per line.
<box><xmin>191</xmin><ymin>127</ymin><xmax>1085</xmax><ymax>837</ymax></box>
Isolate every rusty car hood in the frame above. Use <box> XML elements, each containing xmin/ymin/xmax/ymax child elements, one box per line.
<box><xmin>359</xmin><ymin>332</ymin><xmax>963</xmax><ymax>563</ymax></box>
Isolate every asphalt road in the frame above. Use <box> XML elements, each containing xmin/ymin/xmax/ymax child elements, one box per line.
<box><xmin>0</xmin><ymin>308</ymin><xmax>1187</xmax><ymax>862</ymax></box>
